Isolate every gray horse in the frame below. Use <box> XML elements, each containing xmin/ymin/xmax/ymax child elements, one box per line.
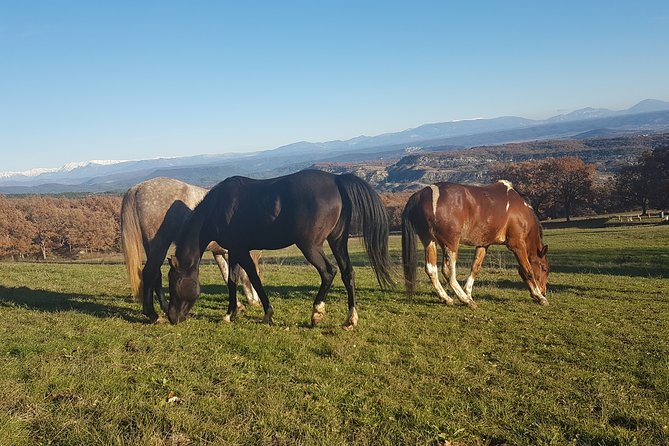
<box><xmin>120</xmin><ymin>177</ymin><xmax>260</xmax><ymax>322</ymax></box>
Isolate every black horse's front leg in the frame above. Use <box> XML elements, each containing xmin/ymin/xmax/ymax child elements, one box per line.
<box><xmin>223</xmin><ymin>258</ymin><xmax>240</xmax><ymax>323</ymax></box>
<box><xmin>236</xmin><ymin>249</ymin><xmax>273</xmax><ymax>324</ymax></box>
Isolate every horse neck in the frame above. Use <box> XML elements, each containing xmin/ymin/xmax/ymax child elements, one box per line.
<box><xmin>175</xmin><ymin>211</ymin><xmax>211</xmax><ymax>269</ymax></box>
<box><xmin>524</xmin><ymin>212</ymin><xmax>544</xmax><ymax>257</ymax></box>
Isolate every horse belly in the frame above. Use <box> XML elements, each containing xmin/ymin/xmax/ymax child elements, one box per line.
<box><xmin>459</xmin><ymin>220</ymin><xmax>505</xmax><ymax>246</ymax></box>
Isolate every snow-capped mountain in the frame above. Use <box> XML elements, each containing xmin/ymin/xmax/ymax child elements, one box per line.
<box><xmin>0</xmin><ymin>160</ymin><xmax>128</xmax><ymax>180</ymax></box>
<box><xmin>1</xmin><ymin>99</ymin><xmax>668</xmax><ymax>193</ymax></box>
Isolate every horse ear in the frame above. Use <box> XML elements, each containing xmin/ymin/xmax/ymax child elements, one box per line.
<box><xmin>538</xmin><ymin>245</ymin><xmax>548</xmax><ymax>258</ymax></box>
<box><xmin>169</xmin><ymin>256</ymin><xmax>179</xmax><ymax>269</ymax></box>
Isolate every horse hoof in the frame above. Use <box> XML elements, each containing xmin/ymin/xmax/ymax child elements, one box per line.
<box><xmin>442</xmin><ymin>298</ymin><xmax>455</xmax><ymax>307</ymax></box>
<box><xmin>311</xmin><ymin>312</ymin><xmax>325</xmax><ymax>327</ymax></box>
<box><xmin>154</xmin><ymin>315</ymin><xmax>169</xmax><ymax>324</ymax></box>
<box><xmin>341</xmin><ymin>323</ymin><xmax>355</xmax><ymax>331</ymax></box>
<box><xmin>311</xmin><ymin>302</ymin><xmax>326</xmax><ymax>327</ymax></box>
<box><xmin>467</xmin><ymin>301</ymin><xmax>478</xmax><ymax>310</ymax></box>
<box><xmin>144</xmin><ymin>312</ymin><xmax>159</xmax><ymax>323</ymax></box>
<box><xmin>348</xmin><ymin>308</ymin><xmax>358</xmax><ymax>326</ymax></box>
<box><xmin>262</xmin><ymin>308</ymin><xmax>274</xmax><ymax>325</ymax></box>
<box><xmin>223</xmin><ymin>312</ymin><xmax>237</xmax><ymax>323</ymax></box>
<box><xmin>538</xmin><ymin>297</ymin><xmax>549</xmax><ymax>306</ymax></box>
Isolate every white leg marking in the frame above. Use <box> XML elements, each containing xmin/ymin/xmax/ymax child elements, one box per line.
<box><xmin>445</xmin><ymin>248</ymin><xmax>477</xmax><ymax>309</ymax></box>
<box><xmin>506</xmin><ymin>201</ymin><xmax>510</xmax><ymax>212</ymax></box>
<box><xmin>424</xmin><ymin>242</ymin><xmax>453</xmax><ymax>305</ymax></box>
<box><xmin>343</xmin><ymin>307</ymin><xmax>358</xmax><ymax>330</ymax></box>
<box><xmin>529</xmin><ymin>281</ymin><xmax>549</xmax><ymax>305</ymax></box>
<box><xmin>464</xmin><ymin>275</ymin><xmax>475</xmax><ymax>298</ymax></box>
<box><xmin>429</xmin><ymin>184</ymin><xmax>440</xmax><ymax>217</ymax></box>
<box><xmin>426</xmin><ymin>261</ymin><xmax>452</xmax><ymax>304</ymax></box>
<box><xmin>311</xmin><ymin>301</ymin><xmax>326</xmax><ymax>326</ymax></box>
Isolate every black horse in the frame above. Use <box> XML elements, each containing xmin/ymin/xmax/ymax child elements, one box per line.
<box><xmin>167</xmin><ymin>169</ymin><xmax>394</xmax><ymax>329</ymax></box>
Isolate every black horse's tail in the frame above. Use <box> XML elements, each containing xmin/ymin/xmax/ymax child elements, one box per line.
<box><xmin>401</xmin><ymin>192</ymin><xmax>421</xmax><ymax>295</ymax></box>
<box><xmin>335</xmin><ymin>174</ymin><xmax>394</xmax><ymax>290</ymax></box>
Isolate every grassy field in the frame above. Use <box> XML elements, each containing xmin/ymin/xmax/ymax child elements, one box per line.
<box><xmin>0</xmin><ymin>225</ymin><xmax>668</xmax><ymax>445</ymax></box>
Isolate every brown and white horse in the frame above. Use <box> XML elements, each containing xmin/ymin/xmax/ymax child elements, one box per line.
<box><xmin>401</xmin><ymin>180</ymin><xmax>549</xmax><ymax>307</ymax></box>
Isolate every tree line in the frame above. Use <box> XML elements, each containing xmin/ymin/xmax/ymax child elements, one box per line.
<box><xmin>0</xmin><ymin>146</ymin><xmax>666</xmax><ymax>260</ymax></box>
<box><xmin>490</xmin><ymin>145</ymin><xmax>668</xmax><ymax>222</ymax></box>
<box><xmin>0</xmin><ymin>195</ymin><xmax>121</xmax><ymax>260</ymax></box>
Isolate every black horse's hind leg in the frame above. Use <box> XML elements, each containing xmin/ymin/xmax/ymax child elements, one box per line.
<box><xmin>226</xmin><ymin>250</ymin><xmax>274</xmax><ymax>324</ymax></box>
<box><xmin>298</xmin><ymin>244</ymin><xmax>338</xmax><ymax>327</ymax></box>
<box><xmin>328</xmin><ymin>234</ymin><xmax>357</xmax><ymax>329</ymax></box>
<box><xmin>223</xmin><ymin>252</ymin><xmax>240</xmax><ymax>322</ymax></box>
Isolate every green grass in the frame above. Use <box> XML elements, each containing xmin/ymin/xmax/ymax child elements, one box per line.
<box><xmin>1</xmin><ymin>225</ymin><xmax>668</xmax><ymax>445</ymax></box>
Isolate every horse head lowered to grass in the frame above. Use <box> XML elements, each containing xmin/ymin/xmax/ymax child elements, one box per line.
<box><xmin>402</xmin><ymin>180</ymin><xmax>549</xmax><ymax>307</ymax></box>
<box><xmin>167</xmin><ymin>169</ymin><xmax>394</xmax><ymax>329</ymax></box>
<box><xmin>120</xmin><ymin>177</ymin><xmax>260</xmax><ymax>322</ymax></box>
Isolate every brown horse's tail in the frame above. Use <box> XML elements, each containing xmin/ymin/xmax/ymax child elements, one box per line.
<box><xmin>401</xmin><ymin>192</ymin><xmax>421</xmax><ymax>295</ymax></box>
<box><xmin>335</xmin><ymin>174</ymin><xmax>394</xmax><ymax>290</ymax></box>
<box><xmin>120</xmin><ymin>188</ymin><xmax>144</xmax><ymax>301</ymax></box>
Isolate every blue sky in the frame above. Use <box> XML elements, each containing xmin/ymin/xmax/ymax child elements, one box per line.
<box><xmin>1</xmin><ymin>1</ymin><xmax>668</xmax><ymax>172</ymax></box>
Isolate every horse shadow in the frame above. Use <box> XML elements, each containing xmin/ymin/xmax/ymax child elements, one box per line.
<box><xmin>199</xmin><ymin>282</ymin><xmax>384</xmax><ymax>303</ymax></box>
<box><xmin>0</xmin><ymin>286</ymin><xmax>146</xmax><ymax>323</ymax></box>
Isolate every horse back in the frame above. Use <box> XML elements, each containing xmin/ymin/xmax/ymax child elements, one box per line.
<box><xmin>205</xmin><ymin>170</ymin><xmax>343</xmax><ymax>249</ymax></box>
<box><xmin>418</xmin><ymin>181</ymin><xmax>532</xmax><ymax>247</ymax></box>
<box><xmin>133</xmin><ymin>177</ymin><xmax>208</xmax><ymax>245</ymax></box>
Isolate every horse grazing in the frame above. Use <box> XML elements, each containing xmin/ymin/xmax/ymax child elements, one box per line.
<box><xmin>120</xmin><ymin>177</ymin><xmax>260</xmax><ymax>322</ymax></box>
<box><xmin>402</xmin><ymin>180</ymin><xmax>549</xmax><ymax>307</ymax></box>
<box><xmin>167</xmin><ymin>169</ymin><xmax>394</xmax><ymax>329</ymax></box>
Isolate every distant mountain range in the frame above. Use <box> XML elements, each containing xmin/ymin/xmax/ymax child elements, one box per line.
<box><xmin>1</xmin><ymin>99</ymin><xmax>668</xmax><ymax>194</ymax></box>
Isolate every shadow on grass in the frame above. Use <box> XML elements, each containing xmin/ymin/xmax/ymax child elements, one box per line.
<box><xmin>0</xmin><ymin>286</ymin><xmax>146</xmax><ymax>323</ymax></box>
<box><xmin>200</xmin><ymin>282</ymin><xmax>393</xmax><ymax>301</ymax></box>
<box><xmin>551</xmin><ymin>264</ymin><xmax>669</xmax><ymax>278</ymax></box>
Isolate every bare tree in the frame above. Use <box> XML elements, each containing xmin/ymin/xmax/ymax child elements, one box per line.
<box><xmin>494</xmin><ymin>157</ymin><xmax>596</xmax><ymax>221</ymax></box>
<box><xmin>615</xmin><ymin>152</ymin><xmax>653</xmax><ymax>215</ymax></box>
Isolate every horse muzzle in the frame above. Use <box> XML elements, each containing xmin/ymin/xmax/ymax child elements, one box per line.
<box><xmin>167</xmin><ymin>305</ymin><xmax>188</xmax><ymax>324</ymax></box>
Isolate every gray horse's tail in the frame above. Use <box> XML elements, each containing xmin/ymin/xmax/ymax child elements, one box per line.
<box><xmin>401</xmin><ymin>192</ymin><xmax>421</xmax><ymax>295</ymax></box>
<box><xmin>335</xmin><ymin>174</ymin><xmax>394</xmax><ymax>290</ymax></box>
<box><xmin>120</xmin><ymin>188</ymin><xmax>144</xmax><ymax>301</ymax></box>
